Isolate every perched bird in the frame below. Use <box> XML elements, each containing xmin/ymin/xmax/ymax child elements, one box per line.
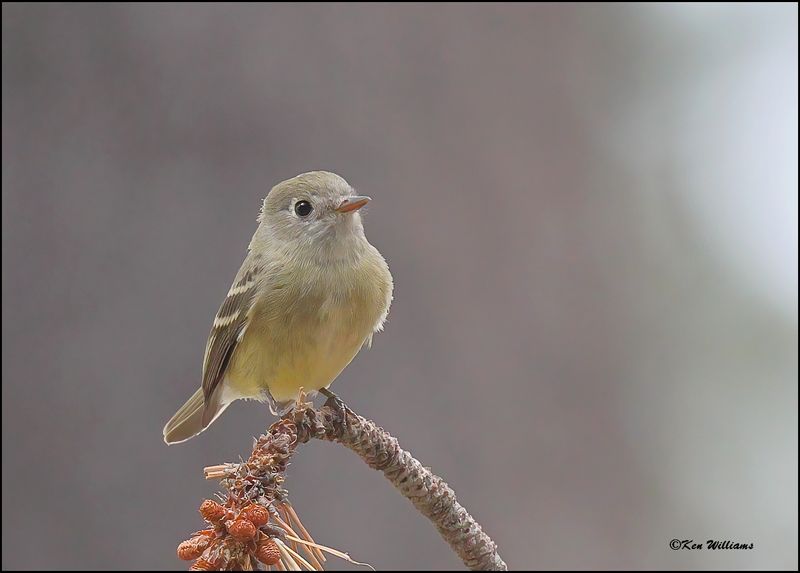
<box><xmin>163</xmin><ymin>171</ymin><xmax>393</xmax><ymax>444</ymax></box>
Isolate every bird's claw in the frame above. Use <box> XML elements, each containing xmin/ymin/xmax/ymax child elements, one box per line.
<box><xmin>319</xmin><ymin>388</ymin><xmax>352</xmax><ymax>429</ymax></box>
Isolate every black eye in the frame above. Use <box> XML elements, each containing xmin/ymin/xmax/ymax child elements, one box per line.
<box><xmin>294</xmin><ymin>200</ymin><xmax>313</xmax><ymax>217</ymax></box>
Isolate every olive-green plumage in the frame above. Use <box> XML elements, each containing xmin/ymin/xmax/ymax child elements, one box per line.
<box><xmin>163</xmin><ymin>171</ymin><xmax>393</xmax><ymax>444</ymax></box>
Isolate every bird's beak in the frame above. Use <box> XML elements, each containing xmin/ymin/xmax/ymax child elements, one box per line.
<box><xmin>335</xmin><ymin>195</ymin><xmax>371</xmax><ymax>213</ymax></box>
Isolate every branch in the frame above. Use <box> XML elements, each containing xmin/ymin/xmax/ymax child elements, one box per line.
<box><xmin>179</xmin><ymin>399</ymin><xmax>508</xmax><ymax>571</ymax></box>
<box><xmin>292</xmin><ymin>404</ymin><xmax>508</xmax><ymax>571</ymax></box>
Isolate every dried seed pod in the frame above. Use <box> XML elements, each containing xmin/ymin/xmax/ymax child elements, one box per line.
<box><xmin>199</xmin><ymin>499</ymin><xmax>226</xmax><ymax>523</ymax></box>
<box><xmin>227</xmin><ymin>518</ymin><xmax>257</xmax><ymax>540</ymax></box>
<box><xmin>177</xmin><ymin>539</ymin><xmax>204</xmax><ymax>561</ymax></box>
<box><xmin>241</xmin><ymin>504</ymin><xmax>269</xmax><ymax>527</ymax></box>
<box><xmin>255</xmin><ymin>538</ymin><xmax>281</xmax><ymax>566</ymax></box>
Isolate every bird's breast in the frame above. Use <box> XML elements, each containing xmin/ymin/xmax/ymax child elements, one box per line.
<box><xmin>228</xmin><ymin>253</ymin><xmax>392</xmax><ymax>402</ymax></box>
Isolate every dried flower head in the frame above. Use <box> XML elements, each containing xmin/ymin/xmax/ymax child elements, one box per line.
<box><xmin>241</xmin><ymin>504</ymin><xmax>270</xmax><ymax>527</ymax></box>
<box><xmin>255</xmin><ymin>537</ymin><xmax>281</xmax><ymax>566</ymax></box>
<box><xmin>227</xmin><ymin>518</ymin><xmax>257</xmax><ymax>540</ymax></box>
<box><xmin>177</xmin><ymin>538</ymin><xmax>204</xmax><ymax>561</ymax></box>
<box><xmin>199</xmin><ymin>499</ymin><xmax>226</xmax><ymax>523</ymax></box>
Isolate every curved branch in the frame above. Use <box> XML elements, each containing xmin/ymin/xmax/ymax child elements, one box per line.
<box><xmin>291</xmin><ymin>404</ymin><xmax>507</xmax><ymax>571</ymax></box>
<box><xmin>194</xmin><ymin>401</ymin><xmax>508</xmax><ymax>571</ymax></box>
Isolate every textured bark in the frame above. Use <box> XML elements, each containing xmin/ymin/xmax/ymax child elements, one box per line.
<box><xmin>291</xmin><ymin>404</ymin><xmax>508</xmax><ymax>571</ymax></box>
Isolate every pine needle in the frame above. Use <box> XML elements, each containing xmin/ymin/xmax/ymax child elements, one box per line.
<box><xmin>275</xmin><ymin>539</ymin><xmax>302</xmax><ymax>571</ymax></box>
<box><xmin>284</xmin><ymin>534</ymin><xmax>375</xmax><ymax>570</ymax></box>
<box><xmin>284</xmin><ymin>503</ymin><xmax>327</xmax><ymax>563</ymax></box>
<box><xmin>275</xmin><ymin>538</ymin><xmax>317</xmax><ymax>571</ymax></box>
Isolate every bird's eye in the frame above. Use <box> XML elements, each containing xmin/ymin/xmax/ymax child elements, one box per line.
<box><xmin>294</xmin><ymin>200</ymin><xmax>313</xmax><ymax>217</ymax></box>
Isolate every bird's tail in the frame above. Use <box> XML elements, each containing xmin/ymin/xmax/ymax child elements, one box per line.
<box><xmin>162</xmin><ymin>387</ymin><xmax>229</xmax><ymax>444</ymax></box>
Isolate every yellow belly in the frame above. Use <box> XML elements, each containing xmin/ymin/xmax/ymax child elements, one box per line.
<box><xmin>227</xmin><ymin>316</ymin><xmax>366</xmax><ymax>402</ymax></box>
<box><xmin>225</xmin><ymin>269</ymin><xmax>387</xmax><ymax>403</ymax></box>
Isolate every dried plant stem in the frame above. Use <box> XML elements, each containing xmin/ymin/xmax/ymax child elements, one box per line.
<box><xmin>290</xmin><ymin>403</ymin><xmax>508</xmax><ymax>571</ymax></box>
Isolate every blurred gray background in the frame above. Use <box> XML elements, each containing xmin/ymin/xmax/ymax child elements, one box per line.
<box><xmin>2</xmin><ymin>3</ymin><xmax>797</xmax><ymax>570</ymax></box>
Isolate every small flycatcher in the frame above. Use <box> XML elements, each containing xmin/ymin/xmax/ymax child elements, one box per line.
<box><xmin>163</xmin><ymin>171</ymin><xmax>393</xmax><ymax>444</ymax></box>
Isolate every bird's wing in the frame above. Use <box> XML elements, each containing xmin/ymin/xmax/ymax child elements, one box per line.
<box><xmin>201</xmin><ymin>256</ymin><xmax>261</xmax><ymax>411</ymax></box>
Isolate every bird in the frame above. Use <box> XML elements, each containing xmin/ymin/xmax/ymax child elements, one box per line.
<box><xmin>163</xmin><ymin>171</ymin><xmax>393</xmax><ymax>444</ymax></box>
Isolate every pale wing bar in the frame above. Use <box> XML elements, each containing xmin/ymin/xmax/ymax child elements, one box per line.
<box><xmin>201</xmin><ymin>262</ymin><xmax>260</xmax><ymax>404</ymax></box>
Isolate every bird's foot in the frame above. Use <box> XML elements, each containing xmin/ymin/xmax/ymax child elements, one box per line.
<box><xmin>319</xmin><ymin>388</ymin><xmax>353</xmax><ymax>428</ymax></box>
